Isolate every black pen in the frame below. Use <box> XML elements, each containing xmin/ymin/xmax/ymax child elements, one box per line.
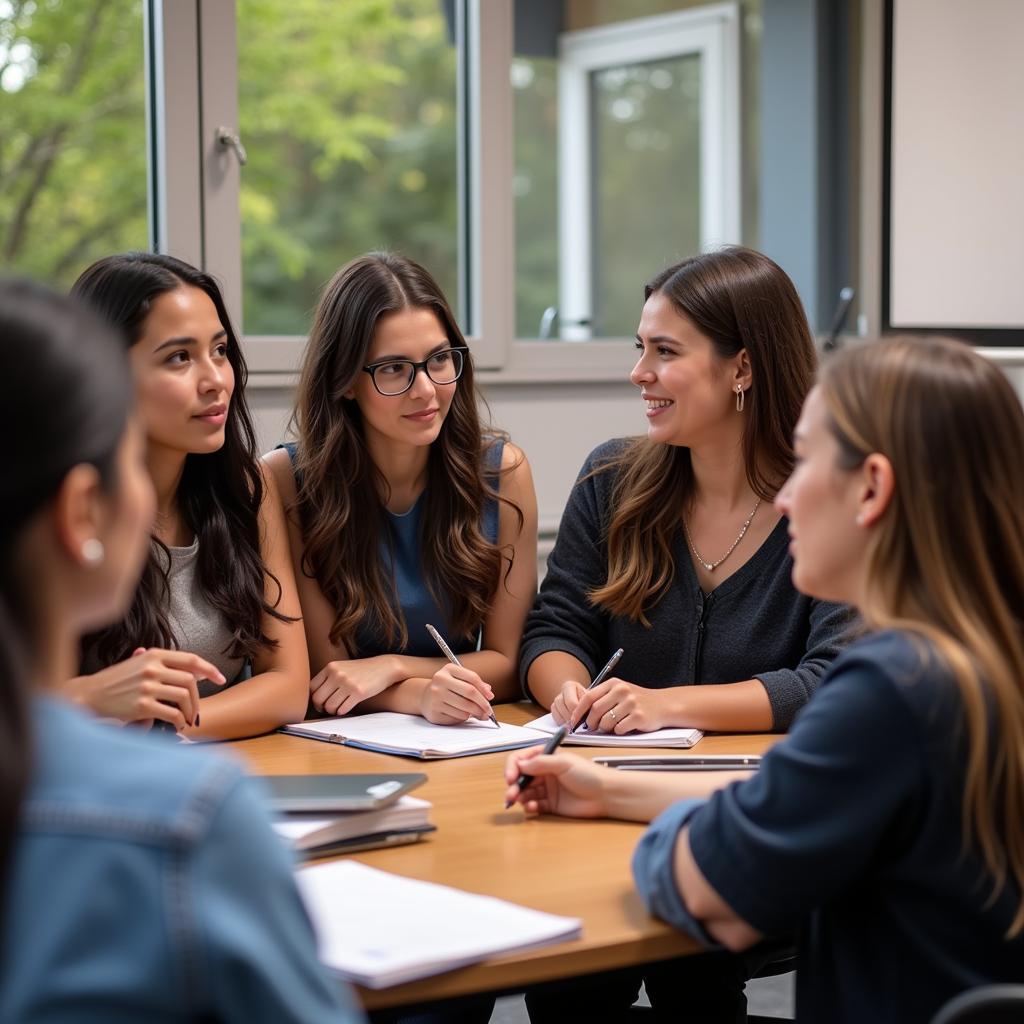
<box><xmin>425</xmin><ymin>622</ymin><xmax>500</xmax><ymax>728</ymax></box>
<box><xmin>506</xmin><ymin>725</ymin><xmax>568</xmax><ymax>809</ymax></box>
<box><xmin>569</xmin><ymin>647</ymin><xmax>625</xmax><ymax>734</ymax></box>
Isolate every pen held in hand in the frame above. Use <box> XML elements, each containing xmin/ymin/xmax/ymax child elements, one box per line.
<box><xmin>569</xmin><ymin>647</ymin><xmax>625</xmax><ymax>734</ymax></box>
<box><xmin>425</xmin><ymin>622</ymin><xmax>500</xmax><ymax>728</ymax></box>
<box><xmin>506</xmin><ymin>725</ymin><xmax>568</xmax><ymax>809</ymax></box>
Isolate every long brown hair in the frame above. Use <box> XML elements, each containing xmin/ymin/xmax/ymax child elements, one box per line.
<box><xmin>820</xmin><ymin>335</ymin><xmax>1024</xmax><ymax>936</ymax></box>
<box><xmin>590</xmin><ymin>246</ymin><xmax>817</xmax><ymax>623</ymax></box>
<box><xmin>292</xmin><ymin>251</ymin><xmax>520</xmax><ymax>654</ymax></box>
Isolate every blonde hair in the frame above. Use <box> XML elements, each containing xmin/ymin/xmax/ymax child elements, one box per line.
<box><xmin>820</xmin><ymin>335</ymin><xmax>1024</xmax><ymax>936</ymax></box>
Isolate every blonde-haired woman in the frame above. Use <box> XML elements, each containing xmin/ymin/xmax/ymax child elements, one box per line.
<box><xmin>506</xmin><ymin>336</ymin><xmax>1024</xmax><ymax>1023</ymax></box>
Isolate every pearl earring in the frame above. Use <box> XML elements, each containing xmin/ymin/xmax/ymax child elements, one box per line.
<box><xmin>81</xmin><ymin>538</ymin><xmax>105</xmax><ymax>567</ymax></box>
<box><xmin>735</xmin><ymin>385</ymin><xmax>745</xmax><ymax>413</ymax></box>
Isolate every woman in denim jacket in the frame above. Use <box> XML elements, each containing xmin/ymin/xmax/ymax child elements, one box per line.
<box><xmin>0</xmin><ymin>279</ymin><xmax>362</xmax><ymax>1024</ymax></box>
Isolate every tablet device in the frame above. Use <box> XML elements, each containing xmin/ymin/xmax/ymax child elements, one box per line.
<box><xmin>260</xmin><ymin>773</ymin><xmax>427</xmax><ymax>812</ymax></box>
<box><xmin>592</xmin><ymin>754</ymin><xmax>762</xmax><ymax>771</ymax></box>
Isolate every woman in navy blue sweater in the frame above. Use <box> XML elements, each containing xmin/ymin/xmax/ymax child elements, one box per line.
<box><xmin>506</xmin><ymin>336</ymin><xmax>1024</xmax><ymax>1023</ymax></box>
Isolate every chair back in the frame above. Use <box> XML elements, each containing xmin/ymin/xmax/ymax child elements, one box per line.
<box><xmin>932</xmin><ymin>985</ymin><xmax>1024</xmax><ymax>1024</ymax></box>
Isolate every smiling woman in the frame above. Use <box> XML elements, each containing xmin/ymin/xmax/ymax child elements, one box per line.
<box><xmin>64</xmin><ymin>252</ymin><xmax>309</xmax><ymax>740</ymax></box>
<box><xmin>518</xmin><ymin>244</ymin><xmax>854</xmax><ymax>1022</ymax></box>
<box><xmin>264</xmin><ymin>250</ymin><xmax>538</xmax><ymax>728</ymax></box>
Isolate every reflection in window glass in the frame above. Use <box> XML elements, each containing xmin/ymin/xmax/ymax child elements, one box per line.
<box><xmin>237</xmin><ymin>0</ymin><xmax>459</xmax><ymax>335</ymax></box>
<box><xmin>592</xmin><ymin>55</ymin><xmax>700</xmax><ymax>338</ymax></box>
<box><xmin>513</xmin><ymin>0</ymin><xmax>761</xmax><ymax>340</ymax></box>
<box><xmin>0</xmin><ymin>0</ymin><xmax>148</xmax><ymax>287</ymax></box>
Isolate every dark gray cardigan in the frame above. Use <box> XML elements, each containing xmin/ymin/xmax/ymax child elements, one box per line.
<box><xmin>520</xmin><ymin>440</ymin><xmax>854</xmax><ymax>730</ymax></box>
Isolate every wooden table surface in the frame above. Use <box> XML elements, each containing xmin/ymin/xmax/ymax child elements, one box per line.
<box><xmin>227</xmin><ymin>705</ymin><xmax>780</xmax><ymax>1010</ymax></box>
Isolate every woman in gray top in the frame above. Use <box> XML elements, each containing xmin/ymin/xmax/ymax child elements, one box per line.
<box><xmin>523</xmin><ymin>246</ymin><xmax>850</xmax><ymax>735</ymax></box>
<box><xmin>63</xmin><ymin>253</ymin><xmax>309</xmax><ymax>739</ymax></box>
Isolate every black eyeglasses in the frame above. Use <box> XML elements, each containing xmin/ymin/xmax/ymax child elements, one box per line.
<box><xmin>361</xmin><ymin>346</ymin><xmax>468</xmax><ymax>397</ymax></box>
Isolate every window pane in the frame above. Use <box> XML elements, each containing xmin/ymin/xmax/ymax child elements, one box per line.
<box><xmin>513</xmin><ymin>0</ymin><xmax>761</xmax><ymax>340</ymax></box>
<box><xmin>237</xmin><ymin>0</ymin><xmax>460</xmax><ymax>336</ymax></box>
<box><xmin>0</xmin><ymin>0</ymin><xmax>148</xmax><ymax>287</ymax></box>
<box><xmin>592</xmin><ymin>55</ymin><xmax>700</xmax><ymax>338</ymax></box>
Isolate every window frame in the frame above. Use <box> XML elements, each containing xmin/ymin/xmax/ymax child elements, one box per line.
<box><xmin>152</xmin><ymin>1</ymin><xmax>706</xmax><ymax>381</ymax></box>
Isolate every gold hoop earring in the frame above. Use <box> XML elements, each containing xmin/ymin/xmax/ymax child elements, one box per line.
<box><xmin>735</xmin><ymin>385</ymin><xmax>745</xmax><ymax>413</ymax></box>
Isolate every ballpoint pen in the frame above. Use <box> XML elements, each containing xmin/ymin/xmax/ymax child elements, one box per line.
<box><xmin>506</xmin><ymin>725</ymin><xmax>568</xmax><ymax>809</ymax></box>
<box><xmin>425</xmin><ymin>622</ymin><xmax>500</xmax><ymax>728</ymax></box>
<box><xmin>569</xmin><ymin>647</ymin><xmax>625</xmax><ymax>734</ymax></box>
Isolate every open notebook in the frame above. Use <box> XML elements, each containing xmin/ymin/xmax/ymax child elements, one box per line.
<box><xmin>281</xmin><ymin>712</ymin><xmax>546</xmax><ymax>760</ymax></box>
<box><xmin>295</xmin><ymin>860</ymin><xmax>582</xmax><ymax>988</ymax></box>
<box><xmin>526</xmin><ymin>712</ymin><xmax>703</xmax><ymax>748</ymax></box>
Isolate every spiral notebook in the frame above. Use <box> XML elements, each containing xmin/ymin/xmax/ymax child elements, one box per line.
<box><xmin>281</xmin><ymin>711</ymin><xmax>546</xmax><ymax>760</ymax></box>
<box><xmin>525</xmin><ymin>712</ymin><xmax>703</xmax><ymax>748</ymax></box>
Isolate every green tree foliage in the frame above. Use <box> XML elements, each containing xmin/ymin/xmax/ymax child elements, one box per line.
<box><xmin>236</xmin><ymin>0</ymin><xmax>459</xmax><ymax>334</ymax></box>
<box><xmin>0</xmin><ymin>0</ymin><xmax>459</xmax><ymax>333</ymax></box>
<box><xmin>0</xmin><ymin>0</ymin><xmax>148</xmax><ymax>287</ymax></box>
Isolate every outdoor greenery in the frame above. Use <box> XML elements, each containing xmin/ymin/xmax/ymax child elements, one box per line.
<box><xmin>0</xmin><ymin>0</ymin><xmax>460</xmax><ymax>334</ymax></box>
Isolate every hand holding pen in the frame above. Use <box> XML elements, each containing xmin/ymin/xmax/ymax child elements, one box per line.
<box><xmin>505</xmin><ymin>725</ymin><xmax>568</xmax><ymax>809</ymax></box>
<box><xmin>569</xmin><ymin>648</ymin><xmax>624</xmax><ymax>734</ymax></box>
<box><xmin>425</xmin><ymin>623</ymin><xmax>500</xmax><ymax>728</ymax></box>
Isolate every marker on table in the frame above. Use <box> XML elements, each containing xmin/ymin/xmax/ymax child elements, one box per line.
<box><xmin>425</xmin><ymin>622</ymin><xmax>500</xmax><ymax>728</ymax></box>
<box><xmin>506</xmin><ymin>725</ymin><xmax>568</xmax><ymax>809</ymax></box>
<box><xmin>569</xmin><ymin>647</ymin><xmax>625</xmax><ymax>734</ymax></box>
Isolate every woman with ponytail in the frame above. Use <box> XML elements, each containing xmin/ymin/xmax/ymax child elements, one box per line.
<box><xmin>507</xmin><ymin>336</ymin><xmax>1024</xmax><ymax>1023</ymax></box>
<box><xmin>0</xmin><ymin>279</ymin><xmax>360</xmax><ymax>1022</ymax></box>
<box><xmin>67</xmin><ymin>252</ymin><xmax>308</xmax><ymax>739</ymax></box>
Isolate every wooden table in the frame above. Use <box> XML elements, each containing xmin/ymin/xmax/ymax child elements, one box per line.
<box><xmin>227</xmin><ymin>705</ymin><xmax>779</xmax><ymax>1010</ymax></box>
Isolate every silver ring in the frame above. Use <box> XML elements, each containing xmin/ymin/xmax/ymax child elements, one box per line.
<box><xmin>608</xmin><ymin>709</ymin><xmax>618</xmax><ymax>721</ymax></box>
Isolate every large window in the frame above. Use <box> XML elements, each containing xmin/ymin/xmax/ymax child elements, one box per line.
<box><xmin>236</xmin><ymin>0</ymin><xmax>460</xmax><ymax>335</ymax></box>
<box><xmin>513</xmin><ymin>1</ymin><xmax>759</xmax><ymax>341</ymax></box>
<box><xmin>2</xmin><ymin>0</ymin><xmax>868</xmax><ymax>378</ymax></box>
<box><xmin>0</xmin><ymin>0</ymin><xmax>149</xmax><ymax>287</ymax></box>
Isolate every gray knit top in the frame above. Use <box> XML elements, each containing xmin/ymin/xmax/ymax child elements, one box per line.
<box><xmin>161</xmin><ymin>538</ymin><xmax>246</xmax><ymax>695</ymax></box>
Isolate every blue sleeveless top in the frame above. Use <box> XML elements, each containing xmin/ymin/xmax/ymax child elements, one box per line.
<box><xmin>280</xmin><ymin>440</ymin><xmax>503</xmax><ymax>657</ymax></box>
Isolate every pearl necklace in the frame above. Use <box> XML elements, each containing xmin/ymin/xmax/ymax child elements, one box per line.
<box><xmin>684</xmin><ymin>498</ymin><xmax>762</xmax><ymax>572</ymax></box>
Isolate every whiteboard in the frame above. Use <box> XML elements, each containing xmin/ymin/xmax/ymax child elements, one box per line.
<box><xmin>889</xmin><ymin>0</ymin><xmax>1024</xmax><ymax>328</ymax></box>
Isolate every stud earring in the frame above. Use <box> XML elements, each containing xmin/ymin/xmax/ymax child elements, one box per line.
<box><xmin>735</xmin><ymin>385</ymin><xmax>745</xmax><ymax>413</ymax></box>
<box><xmin>81</xmin><ymin>538</ymin><xmax>105</xmax><ymax>567</ymax></box>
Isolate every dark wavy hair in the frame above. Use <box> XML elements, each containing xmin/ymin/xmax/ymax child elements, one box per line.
<box><xmin>71</xmin><ymin>252</ymin><xmax>285</xmax><ymax>665</ymax></box>
<box><xmin>292</xmin><ymin>251</ymin><xmax>521</xmax><ymax>654</ymax></box>
<box><xmin>589</xmin><ymin>246</ymin><xmax>817</xmax><ymax>623</ymax></box>
<box><xmin>0</xmin><ymin>279</ymin><xmax>133</xmax><ymax>920</ymax></box>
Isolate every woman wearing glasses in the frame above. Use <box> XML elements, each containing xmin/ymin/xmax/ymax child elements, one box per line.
<box><xmin>265</xmin><ymin>251</ymin><xmax>537</xmax><ymax>724</ymax></box>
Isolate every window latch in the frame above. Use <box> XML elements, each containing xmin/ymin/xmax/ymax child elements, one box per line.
<box><xmin>215</xmin><ymin>126</ymin><xmax>248</xmax><ymax>166</ymax></box>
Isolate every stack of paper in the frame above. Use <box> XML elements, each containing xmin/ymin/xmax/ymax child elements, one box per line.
<box><xmin>526</xmin><ymin>711</ymin><xmax>703</xmax><ymax>748</ymax></box>
<box><xmin>295</xmin><ymin>860</ymin><xmax>582</xmax><ymax>987</ymax></box>
<box><xmin>274</xmin><ymin>796</ymin><xmax>435</xmax><ymax>857</ymax></box>
<box><xmin>281</xmin><ymin>712</ymin><xmax>546</xmax><ymax>759</ymax></box>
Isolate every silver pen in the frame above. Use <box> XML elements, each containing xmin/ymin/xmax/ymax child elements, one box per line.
<box><xmin>570</xmin><ymin>647</ymin><xmax>625</xmax><ymax>734</ymax></box>
<box><xmin>425</xmin><ymin>623</ymin><xmax>500</xmax><ymax>728</ymax></box>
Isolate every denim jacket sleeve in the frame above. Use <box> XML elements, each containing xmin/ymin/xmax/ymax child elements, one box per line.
<box><xmin>193</xmin><ymin>774</ymin><xmax>364</xmax><ymax>1023</ymax></box>
<box><xmin>631</xmin><ymin>798</ymin><xmax>722</xmax><ymax>950</ymax></box>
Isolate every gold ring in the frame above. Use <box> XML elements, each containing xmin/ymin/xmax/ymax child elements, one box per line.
<box><xmin>608</xmin><ymin>709</ymin><xmax>618</xmax><ymax>721</ymax></box>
